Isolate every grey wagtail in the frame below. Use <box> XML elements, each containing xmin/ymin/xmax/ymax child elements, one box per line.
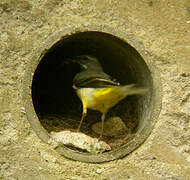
<box><xmin>69</xmin><ymin>55</ymin><xmax>147</xmax><ymax>139</ymax></box>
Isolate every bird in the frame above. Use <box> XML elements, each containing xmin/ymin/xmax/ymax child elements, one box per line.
<box><xmin>69</xmin><ymin>55</ymin><xmax>148</xmax><ymax>139</ymax></box>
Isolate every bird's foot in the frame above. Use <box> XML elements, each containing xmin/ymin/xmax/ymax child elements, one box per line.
<box><xmin>77</xmin><ymin>127</ymin><xmax>81</xmax><ymax>133</ymax></box>
<box><xmin>97</xmin><ymin>135</ymin><xmax>102</xmax><ymax>141</ymax></box>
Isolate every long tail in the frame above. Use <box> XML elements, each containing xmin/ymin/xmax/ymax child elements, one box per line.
<box><xmin>118</xmin><ymin>84</ymin><xmax>148</xmax><ymax>96</ymax></box>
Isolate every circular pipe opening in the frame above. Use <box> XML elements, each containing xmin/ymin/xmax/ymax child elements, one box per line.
<box><xmin>24</xmin><ymin>29</ymin><xmax>161</xmax><ymax>163</ymax></box>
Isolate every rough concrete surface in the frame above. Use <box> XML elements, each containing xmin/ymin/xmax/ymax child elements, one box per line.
<box><xmin>0</xmin><ymin>0</ymin><xmax>190</xmax><ymax>179</ymax></box>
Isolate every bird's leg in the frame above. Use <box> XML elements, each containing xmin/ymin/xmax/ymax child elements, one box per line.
<box><xmin>98</xmin><ymin>112</ymin><xmax>106</xmax><ymax>140</ymax></box>
<box><xmin>77</xmin><ymin>106</ymin><xmax>87</xmax><ymax>132</ymax></box>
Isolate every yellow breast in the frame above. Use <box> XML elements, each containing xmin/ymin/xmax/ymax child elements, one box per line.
<box><xmin>76</xmin><ymin>87</ymin><xmax>127</xmax><ymax>113</ymax></box>
<box><xmin>93</xmin><ymin>87</ymin><xmax>126</xmax><ymax>113</ymax></box>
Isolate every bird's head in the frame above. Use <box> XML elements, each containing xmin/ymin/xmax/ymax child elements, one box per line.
<box><xmin>67</xmin><ymin>55</ymin><xmax>101</xmax><ymax>70</ymax></box>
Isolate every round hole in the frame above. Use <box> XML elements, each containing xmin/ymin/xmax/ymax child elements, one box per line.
<box><xmin>24</xmin><ymin>28</ymin><xmax>161</xmax><ymax>163</ymax></box>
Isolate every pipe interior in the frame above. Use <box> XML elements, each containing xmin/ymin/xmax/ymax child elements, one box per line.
<box><xmin>32</xmin><ymin>31</ymin><xmax>152</xmax><ymax>150</ymax></box>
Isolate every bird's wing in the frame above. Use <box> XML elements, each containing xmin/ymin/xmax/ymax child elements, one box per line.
<box><xmin>73</xmin><ymin>77</ymin><xmax>120</xmax><ymax>88</ymax></box>
<box><xmin>73</xmin><ymin>76</ymin><xmax>120</xmax><ymax>88</ymax></box>
<box><xmin>70</xmin><ymin>55</ymin><xmax>120</xmax><ymax>88</ymax></box>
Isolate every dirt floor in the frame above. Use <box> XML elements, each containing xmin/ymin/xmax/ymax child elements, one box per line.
<box><xmin>0</xmin><ymin>0</ymin><xmax>190</xmax><ymax>179</ymax></box>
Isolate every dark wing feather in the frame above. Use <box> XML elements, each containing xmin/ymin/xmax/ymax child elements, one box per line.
<box><xmin>71</xmin><ymin>55</ymin><xmax>120</xmax><ymax>88</ymax></box>
<box><xmin>73</xmin><ymin>70</ymin><xmax>120</xmax><ymax>88</ymax></box>
<box><xmin>73</xmin><ymin>77</ymin><xmax>120</xmax><ymax>88</ymax></box>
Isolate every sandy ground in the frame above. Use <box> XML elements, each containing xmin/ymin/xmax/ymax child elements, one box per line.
<box><xmin>0</xmin><ymin>0</ymin><xmax>190</xmax><ymax>179</ymax></box>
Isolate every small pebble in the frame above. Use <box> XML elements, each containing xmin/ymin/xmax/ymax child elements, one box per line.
<box><xmin>92</xmin><ymin>116</ymin><xmax>127</xmax><ymax>136</ymax></box>
<box><xmin>96</xmin><ymin>168</ymin><xmax>103</xmax><ymax>174</ymax></box>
